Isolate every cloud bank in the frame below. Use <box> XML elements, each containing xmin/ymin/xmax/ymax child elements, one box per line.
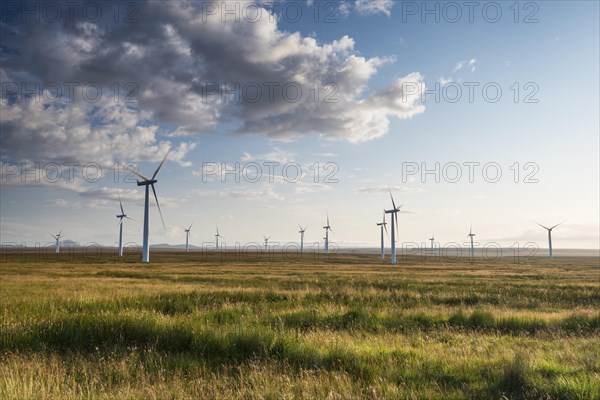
<box><xmin>1</xmin><ymin>1</ymin><xmax>424</xmax><ymax>164</ymax></box>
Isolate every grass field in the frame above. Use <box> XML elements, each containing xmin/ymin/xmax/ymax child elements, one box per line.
<box><xmin>1</xmin><ymin>251</ymin><xmax>599</xmax><ymax>399</ymax></box>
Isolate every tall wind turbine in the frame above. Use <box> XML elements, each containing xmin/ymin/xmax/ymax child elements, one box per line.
<box><xmin>376</xmin><ymin>212</ymin><xmax>388</xmax><ymax>261</ymax></box>
<box><xmin>124</xmin><ymin>150</ymin><xmax>169</xmax><ymax>263</ymax></box>
<box><xmin>298</xmin><ymin>225</ymin><xmax>307</xmax><ymax>254</ymax></box>
<box><xmin>323</xmin><ymin>215</ymin><xmax>332</xmax><ymax>255</ymax></box>
<box><xmin>184</xmin><ymin>224</ymin><xmax>192</xmax><ymax>253</ymax></box>
<box><xmin>51</xmin><ymin>229</ymin><xmax>63</xmax><ymax>254</ymax></box>
<box><xmin>263</xmin><ymin>235</ymin><xmax>270</xmax><ymax>251</ymax></box>
<box><xmin>215</xmin><ymin>226</ymin><xmax>223</xmax><ymax>250</ymax></box>
<box><xmin>534</xmin><ymin>221</ymin><xmax>564</xmax><ymax>259</ymax></box>
<box><xmin>429</xmin><ymin>235</ymin><xmax>435</xmax><ymax>254</ymax></box>
<box><xmin>116</xmin><ymin>196</ymin><xmax>131</xmax><ymax>257</ymax></box>
<box><xmin>385</xmin><ymin>193</ymin><xmax>402</xmax><ymax>264</ymax></box>
<box><xmin>467</xmin><ymin>225</ymin><xmax>476</xmax><ymax>259</ymax></box>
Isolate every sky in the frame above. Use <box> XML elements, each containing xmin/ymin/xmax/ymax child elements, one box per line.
<box><xmin>1</xmin><ymin>0</ymin><xmax>599</xmax><ymax>252</ymax></box>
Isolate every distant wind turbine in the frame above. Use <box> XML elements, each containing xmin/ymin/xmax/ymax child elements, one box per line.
<box><xmin>467</xmin><ymin>225</ymin><xmax>476</xmax><ymax>259</ymax></box>
<box><xmin>215</xmin><ymin>226</ymin><xmax>223</xmax><ymax>250</ymax></box>
<box><xmin>385</xmin><ymin>192</ymin><xmax>402</xmax><ymax>265</ymax></box>
<box><xmin>323</xmin><ymin>215</ymin><xmax>332</xmax><ymax>255</ymax></box>
<box><xmin>116</xmin><ymin>195</ymin><xmax>131</xmax><ymax>257</ymax></box>
<box><xmin>124</xmin><ymin>150</ymin><xmax>169</xmax><ymax>263</ymax></box>
<box><xmin>376</xmin><ymin>212</ymin><xmax>388</xmax><ymax>261</ymax></box>
<box><xmin>51</xmin><ymin>229</ymin><xmax>63</xmax><ymax>254</ymax></box>
<box><xmin>263</xmin><ymin>235</ymin><xmax>270</xmax><ymax>251</ymax></box>
<box><xmin>298</xmin><ymin>225</ymin><xmax>307</xmax><ymax>254</ymax></box>
<box><xmin>534</xmin><ymin>221</ymin><xmax>564</xmax><ymax>259</ymax></box>
<box><xmin>184</xmin><ymin>224</ymin><xmax>192</xmax><ymax>253</ymax></box>
<box><xmin>429</xmin><ymin>234</ymin><xmax>435</xmax><ymax>254</ymax></box>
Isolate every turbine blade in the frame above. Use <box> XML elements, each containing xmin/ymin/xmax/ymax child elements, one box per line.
<box><xmin>389</xmin><ymin>190</ymin><xmax>397</xmax><ymax>210</ymax></box>
<box><xmin>151</xmin><ymin>184</ymin><xmax>166</xmax><ymax>232</ymax></box>
<box><xmin>188</xmin><ymin>223</ymin><xmax>193</xmax><ymax>230</ymax></box>
<box><xmin>152</xmin><ymin>150</ymin><xmax>170</xmax><ymax>180</ymax></box>
<box><xmin>384</xmin><ymin>223</ymin><xmax>389</xmax><ymax>237</ymax></box>
<box><xmin>533</xmin><ymin>221</ymin><xmax>550</xmax><ymax>230</ymax></box>
<box><xmin>58</xmin><ymin>229</ymin><xmax>63</xmax><ymax>236</ymax></box>
<box><xmin>550</xmin><ymin>220</ymin><xmax>566</xmax><ymax>230</ymax></box>
<box><xmin>123</xmin><ymin>163</ymin><xmax>150</xmax><ymax>181</ymax></box>
<box><xmin>119</xmin><ymin>194</ymin><xmax>124</xmax><ymax>215</ymax></box>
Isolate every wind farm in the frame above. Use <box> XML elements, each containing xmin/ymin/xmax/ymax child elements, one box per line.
<box><xmin>2</xmin><ymin>151</ymin><xmax>594</xmax><ymax>400</ymax></box>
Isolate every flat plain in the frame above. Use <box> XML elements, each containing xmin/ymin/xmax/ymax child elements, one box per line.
<box><xmin>0</xmin><ymin>250</ymin><xmax>599</xmax><ymax>399</ymax></box>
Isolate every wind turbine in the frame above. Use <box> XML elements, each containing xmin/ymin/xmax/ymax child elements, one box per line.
<box><xmin>215</xmin><ymin>226</ymin><xmax>223</xmax><ymax>250</ymax></box>
<box><xmin>385</xmin><ymin>192</ymin><xmax>402</xmax><ymax>264</ymax></box>
<box><xmin>429</xmin><ymin>234</ymin><xmax>435</xmax><ymax>254</ymax></box>
<box><xmin>467</xmin><ymin>225</ymin><xmax>476</xmax><ymax>259</ymax></box>
<box><xmin>323</xmin><ymin>215</ymin><xmax>332</xmax><ymax>255</ymax></box>
<box><xmin>184</xmin><ymin>224</ymin><xmax>192</xmax><ymax>253</ymax></box>
<box><xmin>124</xmin><ymin>150</ymin><xmax>169</xmax><ymax>263</ymax></box>
<box><xmin>298</xmin><ymin>225</ymin><xmax>307</xmax><ymax>254</ymax></box>
<box><xmin>376</xmin><ymin>212</ymin><xmax>388</xmax><ymax>261</ymax></box>
<box><xmin>116</xmin><ymin>196</ymin><xmax>131</xmax><ymax>257</ymax></box>
<box><xmin>263</xmin><ymin>235</ymin><xmax>270</xmax><ymax>251</ymax></box>
<box><xmin>51</xmin><ymin>229</ymin><xmax>63</xmax><ymax>254</ymax></box>
<box><xmin>534</xmin><ymin>221</ymin><xmax>564</xmax><ymax>259</ymax></box>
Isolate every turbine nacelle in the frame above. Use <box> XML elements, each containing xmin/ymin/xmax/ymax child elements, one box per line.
<box><xmin>137</xmin><ymin>179</ymin><xmax>158</xmax><ymax>186</ymax></box>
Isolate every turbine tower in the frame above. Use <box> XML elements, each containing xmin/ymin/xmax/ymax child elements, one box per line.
<box><xmin>51</xmin><ymin>229</ymin><xmax>63</xmax><ymax>254</ymax></box>
<box><xmin>124</xmin><ymin>150</ymin><xmax>169</xmax><ymax>263</ymax></box>
<box><xmin>116</xmin><ymin>196</ymin><xmax>130</xmax><ymax>257</ymax></box>
<box><xmin>468</xmin><ymin>225</ymin><xmax>476</xmax><ymax>259</ymax></box>
<box><xmin>376</xmin><ymin>212</ymin><xmax>388</xmax><ymax>261</ymax></box>
<box><xmin>384</xmin><ymin>192</ymin><xmax>402</xmax><ymax>265</ymax></box>
<box><xmin>323</xmin><ymin>215</ymin><xmax>332</xmax><ymax>255</ymax></box>
<box><xmin>534</xmin><ymin>221</ymin><xmax>564</xmax><ymax>259</ymax></box>
<box><xmin>184</xmin><ymin>224</ymin><xmax>192</xmax><ymax>253</ymax></box>
<box><xmin>263</xmin><ymin>235</ymin><xmax>270</xmax><ymax>251</ymax></box>
<box><xmin>215</xmin><ymin>227</ymin><xmax>223</xmax><ymax>250</ymax></box>
<box><xmin>429</xmin><ymin>234</ymin><xmax>435</xmax><ymax>254</ymax></box>
<box><xmin>298</xmin><ymin>225</ymin><xmax>307</xmax><ymax>254</ymax></box>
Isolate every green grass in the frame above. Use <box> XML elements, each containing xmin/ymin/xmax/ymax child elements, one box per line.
<box><xmin>0</xmin><ymin>251</ymin><xmax>599</xmax><ymax>399</ymax></box>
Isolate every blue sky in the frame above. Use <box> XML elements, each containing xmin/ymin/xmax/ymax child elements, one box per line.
<box><xmin>1</xmin><ymin>1</ymin><xmax>598</xmax><ymax>250</ymax></box>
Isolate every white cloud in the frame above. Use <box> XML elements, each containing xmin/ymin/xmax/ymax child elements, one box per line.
<box><xmin>293</xmin><ymin>182</ymin><xmax>333</xmax><ymax>193</ymax></box>
<box><xmin>195</xmin><ymin>185</ymin><xmax>284</xmax><ymax>201</ymax></box>
<box><xmin>355</xmin><ymin>0</ymin><xmax>393</xmax><ymax>16</ymax></box>
<box><xmin>0</xmin><ymin>96</ymin><xmax>195</xmax><ymax>166</ymax></box>
<box><xmin>353</xmin><ymin>185</ymin><xmax>424</xmax><ymax>194</ymax></box>
<box><xmin>240</xmin><ymin>147</ymin><xmax>297</xmax><ymax>164</ymax></box>
<box><xmin>453</xmin><ymin>61</ymin><xmax>466</xmax><ymax>72</ymax></box>
<box><xmin>468</xmin><ymin>58</ymin><xmax>478</xmax><ymax>72</ymax></box>
<box><xmin>452</xmin><ymin>59</ymin><xmax>477</xmax><ymax>73</ymax></box>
